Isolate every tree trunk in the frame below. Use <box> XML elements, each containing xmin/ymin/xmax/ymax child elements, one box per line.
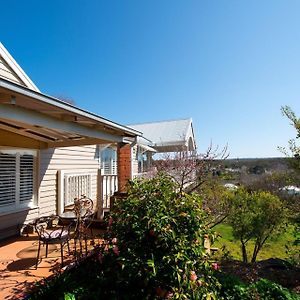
<box><xmin>241</xmin><ymin>240</ymin><xmax>248</xmax><ymax>263</ymax></box>
<box><xmin>251</xmin><ymin>243</ymin><xmax>260</xmax><ymax>263</ymax></box>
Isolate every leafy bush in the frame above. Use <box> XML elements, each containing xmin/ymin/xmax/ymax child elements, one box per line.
<box><xmin>218</xmin><ymin>274</ymin><xmax>300</xmax><ymax>300</ymax></box>
<box><xmin>107</xmin><ymin>173</ymin><xmax>221</xmax><ymax>299</ymax></box>
<box><xmin>226</xmin><ymin>188</ymin><xmax>286</xmax><ymax>263</ymax></box>
<box><xmin>252</xmin><ymin>279</ymin><xmax>299</xmax><ymax>300</ymax></box>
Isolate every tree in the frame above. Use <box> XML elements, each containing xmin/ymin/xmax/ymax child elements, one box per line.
<box><xmin>280</xmin><ymin>106</ymin><xmax>300</xmax><ymax>170</ymax></box>
<box><xmin>152</xmin><ymin>144</ymin><xmax>230</xmax><ymax>229</ymax></box>
<box><xmin>280</xmin><ymin>106</ymin><xmax>300</xmax><ymax>265</ymax></box>
<box><xmin>227</xmin><ymin>189</ymin><xmax>286</xmax><ymax>263</ymax></box>
<box><xmin>153</xmin><ymin>143</ymin><xmax>228</xmax><ymax>194</ymax></box>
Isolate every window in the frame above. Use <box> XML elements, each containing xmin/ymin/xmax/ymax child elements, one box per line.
<box><xmin>0</xmin><ymin>149</ymin><xmax>36</xmax><ymax>212</ymax></box>
<box><xmin>100</xmin><ymin>147</ymin><xmax>117</xmax><ymax>175</ymax></box>
<box><xmin>136</xmin><ymin>146</ymin><xmax>148</xmax><ymax>174</ymax></box>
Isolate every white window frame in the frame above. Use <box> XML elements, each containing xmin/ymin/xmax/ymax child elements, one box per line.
<box><xmin>99</xmin><ymin>146</ymin><xmax>117</xmax><ymax>175</ymax></box>
<box><xmin>57</xmin><ymin>170</ymin><xmax>93</xmax><ymax>215</ymax></box>
<box><xmin>0</xmin><ymin>148</ymin><xmax>37</xmax><ymax>214</ymax></box>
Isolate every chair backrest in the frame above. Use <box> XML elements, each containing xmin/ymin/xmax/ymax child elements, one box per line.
<box><xmin>34</xmin><ymin>215</ymin><xmax>71</xmax><ymax>240</ymax></box>
<box><xmin>74</xmin><ymin>196</ymin><xmax>94</xmax><ymax>217</ymax></box>
<box><xmin>34</xmin><ymin>216</ymin><xmax>52</xmax><ymax>235</ymax></box>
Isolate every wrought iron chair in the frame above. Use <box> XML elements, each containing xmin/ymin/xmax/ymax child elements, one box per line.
<box><xmin>73</xmin><ymin>196</ymin><xmax>95</xmax><ymax>257</ymax></box>
<box><xmin>34</xmin><ymin>215</ymin><xmax>73</xmax><ymax>268</ymax></box>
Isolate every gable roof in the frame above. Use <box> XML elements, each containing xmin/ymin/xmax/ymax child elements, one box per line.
<box><xmin>128</xmin><ymin>118</ymin><xmax>196</xmax><ymax>152</ymax></box>
<box><xmin>0</xmin><ymin>42</ymin><xmax>40</xmax><ymax>92</ymax></box>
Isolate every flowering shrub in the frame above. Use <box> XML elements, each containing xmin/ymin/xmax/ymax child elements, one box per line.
<box><xmin>106</xmin><ymin>173</ymin><xmax>220</xmax><ymax>299</ymax></box>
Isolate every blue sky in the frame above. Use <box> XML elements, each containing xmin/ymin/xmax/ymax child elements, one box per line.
<box><xmin>1</xmin><ymin>1</ymin><xmax>300</xmax><ymax>158</ymax></box>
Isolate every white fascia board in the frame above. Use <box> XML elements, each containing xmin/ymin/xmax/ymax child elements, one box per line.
<box><xmin>155</xmin><ymin>140</ymin><xmax>186</xmax><ymax>147</ymax></box>
<box><xmin>0</xmin><ymin>79</ymin><xmax>142</xmax><ymax>137</ymax></box>
<box><xmin>183</xmin><ymin>118</ymin><xmax>193</xmax><ymax>142</ymax></box>
<box><xmin>0</xmin><ymin>42</ymin><xmax>40</xmax><ymax>92</ymax></box>
<box><xmin>138</xmin><ymin>144</ymin><xmax>157</xmax><ymax>153</ymax></box>
<box><xmin>183</xmin><ymin>118</ymin><xmax>196</xmax><ymax>150</ymax></box>
<box><xmin>137</xmin><ymin>135</ymin><xmax>154</xmax><ymax>146</ymax></box>
<box><xmin>0</xmin><ymin>104</ymin><xmax>124</xmax><ymax>143</ymax></box>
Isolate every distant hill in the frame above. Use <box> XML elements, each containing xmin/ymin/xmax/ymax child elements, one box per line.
<box><xmin>215</xmin><ymin>157</ymin><xmax>290</xmax><ymax>173</ymax></box>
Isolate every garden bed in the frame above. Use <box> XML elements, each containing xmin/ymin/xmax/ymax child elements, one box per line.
<box><xmin>221</xmin><ymin>258</ymin><xmax>300</xmax><ymax>294</ymax></box>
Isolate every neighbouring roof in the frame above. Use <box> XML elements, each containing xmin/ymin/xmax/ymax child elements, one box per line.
<box><xmin>0</xmin><ymin>42</ymin><xmax>141</xmax><ymax>148</ymax></box>
<box><xmin>128</xmin><ymin>118</ymin><xmax>196</xmax><ymax>153</ymax></box>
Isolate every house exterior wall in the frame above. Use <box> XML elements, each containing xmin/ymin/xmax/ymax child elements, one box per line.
<box><xmin>132</xmin><ymin>145</ymin><xmax>139</xmax><ymax>176</ymax></box>
<box><xmin>38</xmin><ymin>145</ymin><xmax>99</xmax><ymax>216</ymax></box>
<box><xmin>0</xmin><ymin>55</ymin><xmax>25</xmax><ymax>86</ymax></box>
<box><xmin>0</xmin><ymin>145</ymin><xmax>100</xmax><ymax>239</ymax></box>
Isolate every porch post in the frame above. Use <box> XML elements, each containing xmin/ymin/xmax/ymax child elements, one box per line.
<box><xmin>96</xmin><ymin>168</ymin><xmax>104</xmax><ymax>219</ymax></box>
<box><xmin>117</xmin><ymin>142</ymin><xmax>132</xmax><ymax>193</ymax></box>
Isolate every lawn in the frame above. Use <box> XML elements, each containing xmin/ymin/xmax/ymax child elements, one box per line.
<box><xmin>213</xmin><ymin>223</ymin><xmax>295</xmax><ymax>261</ymax></box>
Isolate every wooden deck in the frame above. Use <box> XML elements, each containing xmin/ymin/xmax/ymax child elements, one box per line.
<box><xmin>0</xmin><ymin>230</ymin><xmax>105</xmax><ymax>300</ymax></box>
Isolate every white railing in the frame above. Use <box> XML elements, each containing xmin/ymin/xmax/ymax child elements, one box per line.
<box><xmin>99</xmin><ymin>173</ymin><xmax>118</xmax><ymax>211</ymax></box>
<box><xmin>58</xmin><ymin>170</ymin><xmax>93</xmax><ymax>215</ymax></box>
<box><xmin>64</xmin><ymin>173</ymin><xmax>91</xmax><ymax>206</ymax></box>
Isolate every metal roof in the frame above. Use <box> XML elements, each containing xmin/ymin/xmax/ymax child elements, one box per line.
<box><xmin>128</xmin><ymin>118</ymin><xmax>196</xmax><ymax>152</ymax></box>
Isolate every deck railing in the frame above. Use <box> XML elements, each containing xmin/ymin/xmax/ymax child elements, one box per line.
<box><xmin>98</xmin><ymin>173</ymin><xmax>118</xmax><ymax>218</ymax></box>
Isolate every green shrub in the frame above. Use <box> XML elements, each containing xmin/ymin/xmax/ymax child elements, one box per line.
<box><xmin>251</xmin><ymin>279</ymin><xmax>299</xmax><ymax>300</ymax></box>
<box><xmin>218</xmin><ymin>274</ymin><xmax>300</xmax><ymax>300</ymax></box>
<box><xmin>107</xmin><ymin>173</ymin><xmax>220</xmax><ymax>299</ymax></box>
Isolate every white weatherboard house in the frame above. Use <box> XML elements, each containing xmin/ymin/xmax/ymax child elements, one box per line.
<box><xmin>0</xmin><ymin>42</ymin><xmax>141</xmax><ymax>239</ymax></box>
<box><xmin>129</xmin><ymin>119</ymin><xmax>197</xmax><ymax>176</ymax></box>
<box><xmin>0</xmin><ymin>43</ymin><xmax>197</xmax><ymax>239</ymax></box>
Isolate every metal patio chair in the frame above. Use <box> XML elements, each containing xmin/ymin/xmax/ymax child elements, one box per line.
<box><xmin>73</xmin><ymin>196</ymin><xmax>95</xmax><ymax>257</ymax></box>
<box><xmin>34</xmin><ymin>215</ymin><xmax>73</xmax><ymax>268</ymax></box>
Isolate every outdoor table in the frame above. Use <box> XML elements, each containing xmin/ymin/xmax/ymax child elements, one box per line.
<box><xmin>59</xmin><ymin>211</ymin><xmax>77</xmax><ymax>220</ymax></box>
<box><xmin>59</xmin><ymin>209</ymin><xmax>89</xmax><ymax>221</ymax></box>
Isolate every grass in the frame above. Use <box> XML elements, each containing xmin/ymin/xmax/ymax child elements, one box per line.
<box><xmin>213</xmin><ymin>223</ymin><xmax>295</xmax><ymax>261</ymax></box>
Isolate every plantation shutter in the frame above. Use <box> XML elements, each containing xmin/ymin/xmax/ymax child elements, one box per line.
<box><xmin>0</xmin><ymin>153</ymin><xmax>16</xmax><ymax>207</ymax></box>
<box><xmin>19</xmin><ymin>154</ymin><xmax>34</xmax><ymax>203</ymax></box>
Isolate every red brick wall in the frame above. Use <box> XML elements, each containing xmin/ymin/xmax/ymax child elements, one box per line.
<box><xmin>117</xmin><ymin>143</ymin><xmax>132</xmax><ymax>192</ymax></box>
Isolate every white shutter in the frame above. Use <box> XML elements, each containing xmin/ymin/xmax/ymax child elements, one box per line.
<box><xmin>19</xmin><ymin>154</ymin><xmax>34</xmax><ymax>203</ymax></box>
<box><xmin>0</xmin><ymin>153</ymin><xmax>16</xmax><ymax>207</ymax></box>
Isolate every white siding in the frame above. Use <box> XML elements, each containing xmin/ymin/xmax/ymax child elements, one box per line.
<box><xmin>0</xmin><ymin>145</ymin><xmax>99</xmax><ymax>239</ymax></box>
<box><xmin>132</xmin><ymin>145</ymin><xmax>139</xmax><ymax>176</ymax></box>
<box><xmin>0</xmin><ymin>207</ymin><xmax>39</xmax><ymax>239</ymax></box>
<box><xmin>38</xmin><ymin>145</ymin><xmax>99</xmax><ymax>216</ymax></box>
<box><xmin>0</xmin><ymin>55</ymin><xmax>26</xmax><ymax>86</ymax></box>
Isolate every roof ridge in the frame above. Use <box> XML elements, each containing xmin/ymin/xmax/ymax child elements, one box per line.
<box><xmin>128</xmin><ymin>117</ymin><xmax>191</xmax><ymax>127</ymax></box>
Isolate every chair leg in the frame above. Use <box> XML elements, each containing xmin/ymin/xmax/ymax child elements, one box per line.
<box><xmin>67</xmin><ymin>240</ymin><xmax>70</xmax><ymax>255</ymax></box>
<box><xmin>36</xmin><ymin>241</ymin><xmax>41</xmax><ymax>269</ymax></box>
<box><xmin>45</xmin><ymin>243</ymin><xmax>49</xmax><ymax>258</ymax></box>
<box><xmin>60</xmin><ymin>243</ymin><xmax>64</xmax><ymax>267</ymax></box>
<box><xmin>79</xmin><ymin>238</ymin><xmax>83</xmax><ymax>256</ymax></box>
<box><xmin>84</xmin><ymin>235</ymin><xmax>88</xmax><ymax>255</ymax></box>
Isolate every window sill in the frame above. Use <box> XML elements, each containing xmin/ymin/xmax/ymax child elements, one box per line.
<box><xmin>0</xmin><ymin>205</ymin><xmax>39</xmax><ymax>217</ymax></box>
